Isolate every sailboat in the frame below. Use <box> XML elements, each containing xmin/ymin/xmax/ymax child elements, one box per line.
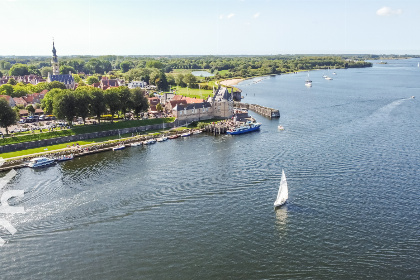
<box><xmin>324</xmin><ymin>67</ymin><xmax>333</xmax><ymax>80</ymax></box>
<box><xmin>274</xmin><ymin>169</ymin><xmax>288</xmax><ymax>208</ymax></box>
<box><xmin>305</xmin><ymin>73</ymin><xmax>312</xmax><ymax>87</ymax></box>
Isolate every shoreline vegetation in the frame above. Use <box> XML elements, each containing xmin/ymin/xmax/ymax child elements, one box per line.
<box><xmin>0</xmin><ymin>55</ymin><xmax>379</xmax><ymax>165</ymax></box>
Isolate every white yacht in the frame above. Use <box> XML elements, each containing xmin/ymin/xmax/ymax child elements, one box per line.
<box><xmin>28</xmin><ymin>157</ymin><xmax>55</xmax><ymax>168</ymax></box>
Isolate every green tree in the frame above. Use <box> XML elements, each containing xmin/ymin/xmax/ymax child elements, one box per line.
<box><xmin>41</xmin><ymin>67</ymin><xmax>53</xmax><ymax>77</ymax></box>
<box><xmin>0</xmin><ymin>60</ymin><xmax>12</xmax><ymax>70</ymax></box>
<box><xmin>41</xmin><ymin>88</ymin><xmax>62</xmax><ymax>113</ymax></box>
<box><xmin>11</xmin><ymin>85</ymin><xmax>30</xmax><ymax>97</ymax></box>
<box><xmin>59</xmin><ymin>65</ymin><xmax>76</xmax><ymax>75</ymax></box>
<box><xmin>25</xmin><ymin>104</ymin><xmax>35</xmax><ymax>116</ymax></box>
<box><xmin>183</xmin><ymin>73</ymin><xmax>197</xmax><ymax>87</ymax></box>
<box><xmin>48</xmin><ymin>81</ymin><xmax>67</xmax><ymax>90</ymax></box>
<box><xmin>175</xmin><ymin>73</ymin><xmax>186</xmax><ymax>87</ymax></box>
<box><xmin>130</xmin><ymin>88</ymin><xmax>149</xmax><ymax>119</ymax></box>
<box><xmin>9</xmin><ymin>63</ymin><xmax>29</xmax><ymax>76</ymax></box>
<box><xmin>86</xmin><ymin>76</ymin><xmax>100</xmax><ymax>85</ymax></box>
<box><xmin>74</xmin><ymin>89</ymin><xmax>91</xmax><ymax>124</ymax></box>
<box><xmin>156</xmin><ymin>103</ymin><xmax>163</xmax><ymax>112</ymax></box>
<box><xmin>53</xmin><ymin>90</ymin><xmax>77</xmax><ymax>125</ymax></box>
<box><xmin>120</xmin><ymin>61</ymin><xmax>132</xmax><ymax>73</ymax></box>
<box><xmin>118</xmin><ymin>86</ymin><xmax>132</xmax><ymax>119</ymax></box>
<box><xmin>7</xmin><ymin>78</ymin><xmax>17</xmax><ymax>85</ymax></box>
<box><xmin>0</xmin><ymin>84</ymin><xmax>14</xmax><ymax>96</ymax></box>
<box><xmin>104</xmin><ymin>88</ymin><xmax>120</xmax><ymax>123</ymax></box>
<box><xmin>28</xmin><ymin>65</ymin><xmax>41</xmax><ymax>76</ymax></box>
<box><xmin>72</xmin><ymin>74</ymin><xmax>82</xmax><ymax>83</ymax></box>
<box><xmin>0</xmin><ymin>97</ymin><xmax>17</xmax><ymax>134</ymax></box>
<box><xmin>145</xmin><ymin>60</ymin><xmax>164</xmax><ymax>69</ymax></box>
<box><xmin>88</xmin><ymin>87</ymin><xmax>106</xmax><ymax>123</ymax></box>
<box><xmin>33</xmin><ymin>82</ymin><xmax>49</xmax><ymax>93</ymax></box>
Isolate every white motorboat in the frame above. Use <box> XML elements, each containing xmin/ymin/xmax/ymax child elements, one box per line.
<box><xmin>28</xmin><ymin>157</ymin><xmax>55</xmax><ymax>168</ymax></box>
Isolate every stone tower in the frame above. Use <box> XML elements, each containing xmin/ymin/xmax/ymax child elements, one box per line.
<box><xmin>51</xmin><ymin>41</ymin><xmax>59</xmax><ymax>75</ymax></box>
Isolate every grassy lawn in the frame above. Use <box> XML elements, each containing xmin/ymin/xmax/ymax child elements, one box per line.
<box><xmin>171</xmin><ymin>86</ymin><xmax>213</xmax><ymax>99</ymax></box>
<box><xmin>0</xmin><ymin>118</ymin><xmax>175</xmax><ymax>146</ymax></box>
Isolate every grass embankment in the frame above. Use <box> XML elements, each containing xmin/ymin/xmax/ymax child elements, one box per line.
<box><xmin>0</xmin><ymin>120</ymin><xmax>213</xmax><ymax>160</ymax></box>
<box><xmin>0</xmin><ymin>118</ymin><xmax>175</xmax><ymax>147</ymax></box>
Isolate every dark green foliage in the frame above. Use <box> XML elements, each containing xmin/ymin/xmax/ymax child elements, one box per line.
<box><xmin>0</xmin><ymin>98</ymin><xmax>17</xmax><ymax>134</ymax></box>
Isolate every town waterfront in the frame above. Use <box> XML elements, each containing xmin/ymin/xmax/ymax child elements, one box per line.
<box><xmin>1</xmin><ymin>59</ymin><xmax>419</xmax><ymax>279</ymax></box>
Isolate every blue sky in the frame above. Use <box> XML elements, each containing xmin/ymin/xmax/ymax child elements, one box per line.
<box><xmin>1</xmin><ymin>0</ymin><xmax>419</xmax><ymax>55</ymax></box>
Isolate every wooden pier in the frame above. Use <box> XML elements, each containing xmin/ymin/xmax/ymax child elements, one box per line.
<box><xmin>234</xmin><ymin>102</ymin><xmax>280</xmax><ymax>119</ymax></box>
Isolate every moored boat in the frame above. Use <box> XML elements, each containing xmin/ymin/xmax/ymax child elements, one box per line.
<box><xmin>130</xmin><ymin>142</ymin><xmax>142</xmax><ymax>146</ymax></box>
<box><xmin>181</xmin><ymin>132</ymin><xmax>191</xmax><ymax>137</ymax></box>
<box><xmin>28</xmin><ymin>157</ymin><xmax>55</xmax><ymax>168</ymax></box>
<box><xmin>55</xmin><ymin>154</ymin><xmax>74</xmax><ymax>162</ymax></box>
<box><xmin>168</xmin><ymin>134</ymin><xmax>179</xmax><ymax>139</ymax></box>
<box><xmin>113</xmin><ymin>144</ymin><xmax>125</xmax><ymax>151</ymax></box>
<box><xmin>227</xmin><ymin>121</ymin><xmax>261</xmax><ymax>135</ymax></box>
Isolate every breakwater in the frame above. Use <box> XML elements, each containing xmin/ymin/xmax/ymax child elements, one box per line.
<box><xmin>234</xmin><ymin>102</ymin><xmax>280</xmax><ymax>119</ymax></box>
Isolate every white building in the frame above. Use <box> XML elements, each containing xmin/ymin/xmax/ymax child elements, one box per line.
<box><xmin>128</xmin><ymin>81</ymin><xmax>147</xmax><ymax>89</ymax></box>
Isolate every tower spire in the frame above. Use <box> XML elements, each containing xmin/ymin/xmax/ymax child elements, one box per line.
<box><xmin>51</xmin><ymin>39</ymin><xmax>59</xmax><ymax>75</ymax></box>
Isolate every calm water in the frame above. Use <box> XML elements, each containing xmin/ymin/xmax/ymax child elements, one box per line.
<box><xmin>191</xmin><ymin>70</ymin><xmax>214</xmax><ymax>77</ymax></box>
<box><xmin>1</xmin><ymin>59</ymin><xmax>419</xmax><ymax>279</ymax></box>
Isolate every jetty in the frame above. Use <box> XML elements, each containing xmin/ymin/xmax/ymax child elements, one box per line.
<box><xmin>234</xmin><ymin>102</ymin><xmax>280</xmax><ymax>119</ymax></box>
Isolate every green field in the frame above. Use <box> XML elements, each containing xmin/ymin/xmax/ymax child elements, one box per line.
<box><xmin>171</xmin><ymin>86</ymin><xmax>213</xmax><ymax>99</ymax></box>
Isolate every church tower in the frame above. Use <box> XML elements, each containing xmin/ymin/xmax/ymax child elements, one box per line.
<box><xmin>51</xmin><ymin>41</ymin><xmax>59</xmax><ymax>75</ymax></box>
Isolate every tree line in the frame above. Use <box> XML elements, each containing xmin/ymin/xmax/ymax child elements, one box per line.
<box><xmin>0</xmin><ymin>85</ymin><xmax>149</xmax><ymax>135</ymax></box>
<box><xmin>1</xmin><ymin>55</ymin><xmax>373</xmax><ymax>81</ymax></box>
<box><xmin>41</xmin><ymin>86</ymin><xmax>149</xmax><ymax>125</ymax></box>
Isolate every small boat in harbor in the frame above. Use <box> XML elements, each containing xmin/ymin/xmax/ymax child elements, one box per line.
<box><xmin>157</xmin><ymin>136</ymin><xmax>167</xmax><ymax>142</ymax></box>
<box><xmin>305</xmin><ymin>73</ymin><xmax>312</xmax><ymax>87</ymax></box>
<box><xmin>113</xmin><ymin>144</ymin><xmax>125</xmax><ymax>151</ymax></box>
<box><xmin>130</xmin><ymin>142</ymin><xmax>142</xmax><ymax>146</ymax></box>
<box><xmin>145</xmin><ymin>139</ymin><xmax>157</xmax><ymax>144</ymax></box>
<box><xmin>168</xmin><ymin>134</ymin><xmax>179</xmax><ymax>139</ymax></box>
<box><xmin>274</xmin><ymin>169</ymin><xmax>288</xmax><ymax>208</ymax></box>
<box><xmin>192</xmin><ymin>130</ymin><xmax>202</xmax><ymax>134</ymax></box>
<box><xmin>28</xmin><ymin>157</ymin><xmax>55</xmax><ymax>168</ymax></box>
<box><xmin>227</xmin><ymin>121</ymin><xmax>261</xmax><ymax>135</ymax></box>
<box><xmin>55</xmin><ymin>154</ymin><xmax>74</xmax><ymax>162</ymax></box>
<box><xmin>181</xmin><ymin>132</ymin><xmax>191</xmax><ymax>137</ymax></box>
<box><xmin>278</xmin><ymin>125</ymin><xmax>285</xmax><ymax>130</ymax></box>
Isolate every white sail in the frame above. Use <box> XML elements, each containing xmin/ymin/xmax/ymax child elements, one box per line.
<box><xmin>274</xmin><ymin>169</ymin><xmax>288</xmax><ymax>207</ymax></box>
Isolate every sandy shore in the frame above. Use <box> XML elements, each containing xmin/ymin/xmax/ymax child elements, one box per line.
<box><xmin>219</xmin><ymin>78</ymin><xmax>244</xmax><ymax>87</ymax></box>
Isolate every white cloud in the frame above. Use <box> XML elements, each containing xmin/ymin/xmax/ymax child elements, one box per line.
<box><xmin>219</xmin><ymin>14</ymin><xmax>224</xmax><ymax>20</ymax></box>
<box><xmin>227</xmin><ymin>13</ymin><xmax>235</xmax><ymax>19</ymax></box>
<box><xmin>253</xmin><ymin>12</ymin><xmax>260</xmax><ymax>19</ymax></box>
<box><xmin>376</xmin><ymin>6</ymin><xmax>402</xmax><ymax>16</ymax></box>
